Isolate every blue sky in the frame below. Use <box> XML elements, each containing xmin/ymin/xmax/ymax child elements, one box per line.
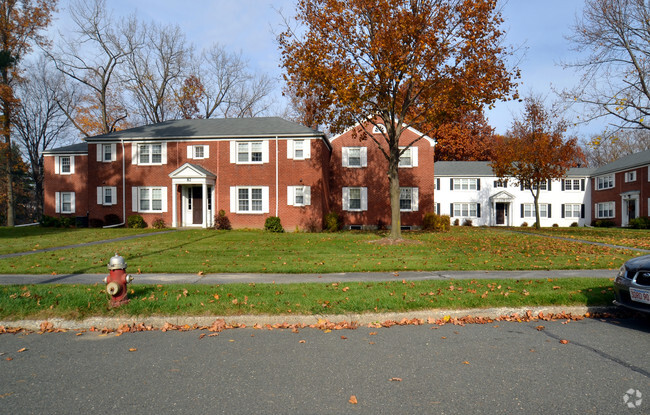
<box><xmin>50</xmin><ymin>0</ymin><xmax>599</xmax><ymax>138</ymax></box>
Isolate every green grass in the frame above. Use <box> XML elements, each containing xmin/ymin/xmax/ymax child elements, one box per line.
<box><xmin>0</xmin><ymin>277</ymin><xmax>615</xmax><ymax>320</ymax></box>
<box><xmin>0</xmin><ymin>227</ymin><xmax>163</xmax><ymax>255</ymax></box>
<box><xmin>0</xmin><ymin>227</ymin><xmax>641</xmax><ymax>274</ymax></box>
<box><xmin>521</xmin><ymin>227</ymin><xmax>650</xmax><ymax>250</ymax></box>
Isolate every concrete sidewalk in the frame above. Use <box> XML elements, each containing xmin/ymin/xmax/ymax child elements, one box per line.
<box><xmin>0</xmin><ymin>269</ymin><xmax>616</xmax><ymax>285</ymax></box>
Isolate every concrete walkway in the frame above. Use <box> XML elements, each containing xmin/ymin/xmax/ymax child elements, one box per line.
<box><xmin>0</xmin><ymin>269</ymin><xmax>616</xmax><ymax>286</ymax></box>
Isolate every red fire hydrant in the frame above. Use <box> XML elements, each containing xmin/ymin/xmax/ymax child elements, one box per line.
<box><xmin>103</xmin><ymin>253</ymin><xmax>133</xmax><ymax>307</ymax></box>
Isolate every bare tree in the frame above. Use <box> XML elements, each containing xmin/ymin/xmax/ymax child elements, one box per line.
<box><xmin>13</xmin><ymin>57</ymin><xmax>71</xmax><ymax>218</ymax></box>
<box><xmin>565</xmin><ymin>0</ymin><xmax>650</xmax><ymax>132</ymax></box>
<box><xmin>581</xmin><ymin>129</ymin><xmax>650</xmax><ymax>167</ymax></box>
<box><xmin>194</xmin><ymin>43</ymin><xmax>275</xmax><ymax>119</ymax></box>
<box><xmin>47</xmin><ymin>0</ymin><xmax>140</xmax><ymax>136</ymax></box>
<box><xmin>124</xmin><ymin>21</ymin><xmax>190</xmax><ymax>124</ymax></box>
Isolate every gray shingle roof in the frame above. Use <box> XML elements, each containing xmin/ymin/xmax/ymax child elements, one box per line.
<box><xmin>592</xmin><ymin>148</ymin><xmax>650</xmax><ymax>176</ymax></box>
<box><xmin>84</xmin><ymin>117</ymin><xmax>324</xmax><ymax>141</ymax></box>
<box><xmin>433</xmin><ymin>161</ymin><xmax>594</xmax><ymax>177</ymax></box>
<box><xmin>43</xmin><ymin>142</ymin><xmax>88</xmax><ymax>155</ymax></box>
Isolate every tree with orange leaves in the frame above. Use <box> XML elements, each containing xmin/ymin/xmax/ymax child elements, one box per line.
<box><xmin>279</xmin><ymin>0</ymin><xmax>517</xmax><ymax>239</ymax></box>
<box><xmin>0</xmin><ymin>0</ymin><xmax>57</xmax><ymax>226</ymax></box>
<box><xmin>490</xmin><ymin>96</ymin><xmax>585</xmax><ymax>229</ymax></box>
<box><xmin>434</xmin><ymin>110</ymin><xmax>495</xmax><ymax>161</ymax></box>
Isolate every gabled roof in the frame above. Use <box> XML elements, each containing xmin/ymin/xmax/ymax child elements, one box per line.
<box><xmin>434</xmin><ymin>161</ymin><xmax>595</xmax><ymax>177</ymax></box>
<box><xmin>592</xmin><ymin>148</ymin><xmax>650</xmax><ymax>176</ymax></box>
<box><xmin>169</xmin><ymin>163</ymin><xmax>216</xmax><ymax>179</ymax></box>
<box><xmin>328</xmin><ymin>119</ymin><xmax>436</xmax><ymax>146</ymax></box>
<box><xmin>43</xmin><ymin>142</ymin><xmax>88</xmax><ymax>155</ymax></box>
<box><xmin>84</xmin><ymin>117</ymin><xmax>326</xmax><ymax>143</ymax></box>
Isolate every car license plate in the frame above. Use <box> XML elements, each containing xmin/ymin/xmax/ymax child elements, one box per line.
<box><xmin>630</xmin><ymin>288</ymin><xmax>650</xmax><ymax>305</ymax></box>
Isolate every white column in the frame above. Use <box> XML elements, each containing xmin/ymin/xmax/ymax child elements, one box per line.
<box><xmin>202</xmin><ymin>182</ymin><xmax>208</xmax><ymax>228</ymax></box>
<box><xmin>171</xmin><ymin>183</ymin><xmax>177</xmax><ymax>227</ymax></box>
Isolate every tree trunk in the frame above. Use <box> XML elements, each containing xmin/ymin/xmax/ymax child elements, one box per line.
<box><xmin>388</xmin><ymin>146</ymin><xmax>401</xmax><ymax>240</ymax></box>
<box><xmin>533</xmin><ymin>186</ymin><xmax>540</xmax><ymax>230</ymax></box>
<box><xmin>2</xmin><ymin>76</ymin><xmax>14</xmax><ymax>227</ymax></box>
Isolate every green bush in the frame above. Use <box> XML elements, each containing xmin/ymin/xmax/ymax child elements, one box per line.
<box><xmin>104</xmin><ymin>214</ymin><xmax>121</xmax><ymax>226</ymax></box>
<box><xmin>592</xmin><ymin>219</ymin><xmax>615</xmax><ymax>228</ymax></box>
<box><xmin>59</xmin><ymin>217</ymin><xmax>74</xmax><ymax>228</ymax></box>
<box><xmin>552</xmin><ymin>223</ymin><xmax>559</xmax><ymax>227</ymax></box>
<box><xmin>264</xmin><ymin>216</ymin><xmax>284</xmax><ymax>233</ymax></box>
<box><xmin>453</xmin><ymin>218</ymin><xmax>460</xmax><ymax>226</ymax></box>
<box><xmin>521</xmin><ymin>222</ymin><xmax>528</xmax><ymax>227</ymax></box>
<box><xmin>462</xmin><ymin>219</ymin><xmax>473</xmax><ymax>226</ymax></box>
<box><xmin>629</xmin><ymin>216</ymin><xmax>650</xmax><ymax>229</ymax></box>
<box><xmin>570</xmin><ymin>222</ymin><xmax>579</xmax><ymax>227</ymax></box>
<box><xmin>127</xmin><ymin>215</ymin><xmax>147</xmax><ymax>228</ymax></box>
<box><xmin>324</xmin><ymin>211</ymin><xmax>341</xmax><ymax>232</ymax></box>
<box><xmin>214</xmin><ymin>210</ymin><xmax>232</xmax><ymax>230</ymax></box>
<box><xmin>40</xmin><ymin>215</ymin><xmax>60</xmax><ymax>227</ymax></box>
<box><xmin>422</xmin><ymin>213</ymin><xmax>451</xmax><ymax>232</ymax></box>
<box><xmin>152</xmin><ymin>218</ymin><xmax>166</xmax><ymax>229</ymax></box>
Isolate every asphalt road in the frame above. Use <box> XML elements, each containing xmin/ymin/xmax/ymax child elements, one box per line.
<box><xmin>1</xmin><ymin>316</ymin><xmax>648</xmax><ymax>414</ymax></box>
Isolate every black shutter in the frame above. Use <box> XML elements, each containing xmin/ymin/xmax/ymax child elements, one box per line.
<box><xmin>520</xmin><ymin>183</ymin><xmax>524</xmax><ymax>191</ymax></box>
<box><xmin>581</xmin><ymin>204</ymin><xmax>585</xmax><ymax>219</ymax></box>
<box><xmin>450</xmin><ymin>179</ymin><xmax>453</xmax><ymax>190</ymax></box>
<box><xmin>547</xmin><ymin>204</ymin><xmax>551</xmax><ymax>218</ymax></box>
<box><xmin>436</xmin><ymin>203</ymin><xmax>440</xmax><ymax>215</ymax></box>
<box><xmin>477</xmin><ymin>204</ymin><xmax>481</xmax><ymax>218</ymax></box>
<box><xmin>520</xmin><ymin>204</ymin><xmax>524</xmax><ymax>218</ymax></box>
<box><xmin>547</xmin><ymin>181</ymin><xmax>551</xmax><ymax>191</ymax></box>
<box><xmin>581</xmin><ymin>179</ymin><xmax>585</xmax><ymax>191</ymax></box>
<box><xmin>561</xmin><ymin>180</ymin><xmax>565</xmax><ymax>191</ymax></box>
<box><xmin>436</xmin><ymin>178</ymin><xmax>440</xmax><ymax>190</ymax></box>
<box><xmin>561</xmin><ymin>204</ymin><xmax>565</xmax><ymax>218</ymax></box>
<box><xmin>450</xmin><ymin>203</ymin><xmax>454</xmax><ymax>217</ymax></box>
<box><xmin>476</xmin><ymin>179</ymin><xmax>481</xmax><ymax>191</ymax></box>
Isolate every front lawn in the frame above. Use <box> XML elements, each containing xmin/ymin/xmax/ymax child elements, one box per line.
<box><xmin>519</xmin><ymin>227</ymin><xmax>650</xmax><ymax>250</ymax></box>
<box><xmin>0</xmin><ymin>227</ymin><xmax>641</xmax><ymax>274</ymax></box>
<box><xmin>0</xmin><ymin>277</ymin><xmax>615</xmax><ymax>320</ymax></box>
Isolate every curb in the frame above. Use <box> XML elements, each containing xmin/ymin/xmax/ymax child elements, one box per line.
<box><xmin>0</xmin><ymin>306</ymin><xmax>618</xmax><ymax>331</ymax></box>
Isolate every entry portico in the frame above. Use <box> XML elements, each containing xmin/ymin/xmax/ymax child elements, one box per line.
<box><xmin>169</xmin><ymin>163</ymin><xmax>216</xmax><ymax>228</ymax></box>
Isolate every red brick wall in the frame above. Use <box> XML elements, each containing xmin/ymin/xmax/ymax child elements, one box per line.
<box><xmin>591</xmin><ymin>166</ymin><xmax>650</xmax><ymax>226</ymax></box>
<box><xmin>43</xmin><ymin>154</ymin><xmax>89</xmax><ymax>218</ymax></box>
<box><xmin>329</xmin><ymin>125</ymin><xmax>436</xmax><ymax>228</ymax></box>
<box><xmin>78</xmin><ymin>139</ymin><xmax>331</xmax><ymax>230</ymax></box>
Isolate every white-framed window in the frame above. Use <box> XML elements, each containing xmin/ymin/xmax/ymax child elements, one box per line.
<box><xmin>399</xmin><ymin>187</ymin><xmax>419</xmax><ymax>212</ymax></box>
<box><xmin>452</xmin><ymin>178</ymin><xmax>479</xmax><ymax>190</ymax></box>
<box><xmin>132</xmin><ymin>187</ymin><xmax>167</xmax><ymax>213</ymax></box>
<box><xmin>563</xmin><ymin>179</ymin><xmax>582</xmax><ymax>191</ymax></box>
<box><xmin>597</xmin><ymin>174</ymin><xmax>614</xmax><ymax>190</ymax></box>
<box><xmin>230</xmin><ymin>140</ymin><xmax>269</xmax><ymax>164</ymax></box>
<box><xmin>342</xmin><ymin>147</ymin><xmax>367</xmax><ymax>168</ymax></box>
<box><xmin>596</xmin><ymin>201</ymin><xmax>615</xmax><ymax>218</ymax></box>
<box><xmin>97</xmin><ymin>186</ymin><xmax>117</xmax><ymax>206</ymax></box>
<box><xmin>132</xmin><ymin>143</ymin><xmax>166</xmax><ymax>165</ymax></box>
<box><xmin>287</xmin><ymin>186</ymin><xmax>311</xmax><ymax>206</ymax></box>
<box><xmin>287</xmin><ymin>139</ymin><xmax>311</xmax><ymax>160</ymax></box>
<box><xmin>521</xmin><ymin>203</ymin><xmax>551</xmax><ymax>218</ymax></box>
<box><xmin>230</xmin><ymin>186</ymin><xmax>269</xmax><ymax>213</ymax></box>
<box><xmin>55</xmin><ymin>192</ymin><xmax>75</xmax><ymax>214</ymax></box>
<box><xmin>523</xmin><ymin>181</ymin><xmax>548</xmax><ymax>191</ymax></box>
<box><xmin>399</xmin><ymin>147</ymin><xmax>418</xmax><ymax>168</ymax></box>
<box><xmin>625</xmin><ymin>171</ymin><xmax>637</xmax><ymax>182</ymax></box>
<box><xmin>55</xmin><ymin>155</ymin><xmax>74</xmax><ymax>175</ymax></box>
<box><xmin>96</xmin><ymin>143</ymin><xmax>116</xmax><ymax>162</ymax></box>
<box><xmin>239</xmin><ymin>141</ymin><xmax>262</xmax><ymax>163</ymax></box>
<box><xmin>342</xmin><ymin>187</ymin><xmax>368</xmax><ymax>211</ymax></box>
<box><xmin>563</xmin><ymin>204</ymin><xmax>582</xmax><ymax>218</ymax></box>
<box><xmin>187</xmin><ymin>145</ymin><xmax>209</xmax><ymax>160</ymax></box>
<box><xmin>452</xmin><ymin>203</ymin><xmax>478</xmax><ymax>217</ymax></box>
<box><xmin>494</xmin><ymin>179</ymin><xmax>508</xmax><ymax>188</ymax></box>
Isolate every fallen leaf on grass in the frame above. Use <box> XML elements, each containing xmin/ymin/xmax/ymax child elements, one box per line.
<box><xmin>559</xmin><ymin>339</ymin><xmax>569</xmax><ymax>345</ymax></box>
<box><xmin>17</xmin><ymin>348</ymin><xmax>27</xmax><ymax>353</ymax></box>
<box><xmin>389</xmin><ymin>377</ymin><xmax>402</xmax><ymax>382</ymax></box>
<box><xmin>349</xmin><ymin>395</ymin><xmax>358</xmax><ymax>404</ymax></box>
<box><xmin>299</xmin><ymin>340</ymin><xmax>306</xmax><ymax>343</ymax></box>
<box><xmin>129</xmin><ymin>348</ymin><xmax>137</xmax><ymax>352</ymax></box>
<box><xmin>463</xmin><ymin>361</ymin><xmax>470</xmax><ymax>365</ymax></box>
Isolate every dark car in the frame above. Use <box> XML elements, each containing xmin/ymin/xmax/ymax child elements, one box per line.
<box><xmin>613</xmin><ymin>255</ymin><xmax>650</xmax><ymax>313</ymax></box>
